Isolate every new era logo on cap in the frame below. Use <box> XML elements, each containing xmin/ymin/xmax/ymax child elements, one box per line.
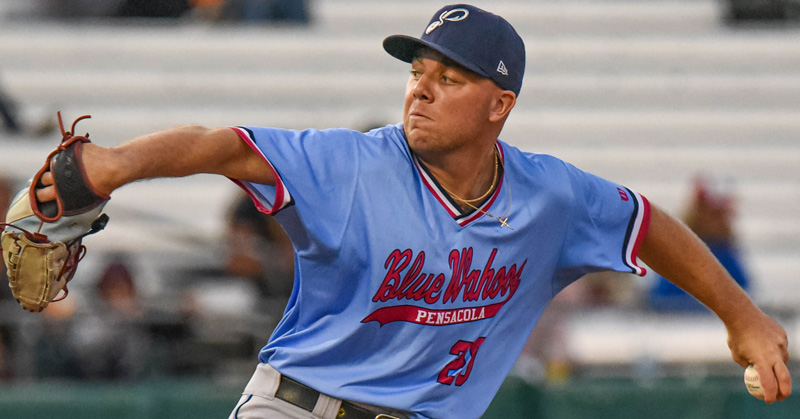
<box><xmin>383</xmin><ymin>4</ymin><xmax>526</xmax><ymax>95</ymax></box>
<box><xmin>497</xmin><ymin>61</ymin><xmax>508</xmax><ymax>76</ymax></box>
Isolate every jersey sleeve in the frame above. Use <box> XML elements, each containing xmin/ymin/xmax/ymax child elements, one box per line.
<box><xmin>228</xmin><ymin>126</ymin><xmax>361</xmax><ymax>249</ymax></box>
<box><xmin>555</xmin><ymin>162</ymin><xmax>651</xmax><ymax>293</ymax></box>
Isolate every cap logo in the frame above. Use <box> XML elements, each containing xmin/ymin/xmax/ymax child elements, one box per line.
<box><xmin>497</xmin><ymin>61</ymin><xmax>508</xmax><ymax>76</ymax></box>
<box><xmin>425</xmin><ymin>8</ymin><xmax>469</xmax><ymax>34</ymax></box>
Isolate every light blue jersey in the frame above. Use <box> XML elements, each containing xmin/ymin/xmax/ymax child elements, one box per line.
<box><xmin>230</xmin><ymin>123</ymin><xmax>650</xmax><ymax>419</ymax></box>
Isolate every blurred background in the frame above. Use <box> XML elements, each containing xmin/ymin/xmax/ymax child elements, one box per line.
<box><xmin>0</xmin><ymin>0</ymin><xmax>799</xmax><ymax>418</ymax></box>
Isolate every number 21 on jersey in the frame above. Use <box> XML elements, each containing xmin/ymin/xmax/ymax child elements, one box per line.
<box><xmin>437</xmin><ymin>337</ymin><xmax>486</xmax><ymax>386</ymax></box>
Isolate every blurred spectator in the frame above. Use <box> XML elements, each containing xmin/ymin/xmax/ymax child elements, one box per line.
<box><xmin>37</xmin><ymin>0</ymin><xmax>127</xmax><ymax>19</ymax></box>
<box><xmin>0</xmin><ymin>74</ymin><xmax>57</xmax><ymax>138</ymax></box>
<box><xmin>190</xmin><ymin>0</ymin><xmax>227</xmax><ymax>21</ymax></box>
<box><xmin>226</xmin><ymin>194</ymin><xmax>294</xmax><ymax>300</ymax></box>
<box><xmin>0</xmin><ymin>177</ymin><xmax>15</xmax><ymax>380</ymax></box>
<box><xmin>206</xmin><ymin>0</ymin><xmax>311</xmax><ymax>23</ymax></box>
<box><xmin>34</xmin><ymin>290</ymin><xmax>84</xmax><ymax>379</ymax></box>
<box><xmin>0</xmin><ymin>85</ymin><xmax>21</xmax><ymax>134</ymax></box>
<box><xmin>36</xmin><ymin>0</ymin><xmax>189</xmax><ymax>19</ymax></box>
<box><xmin>0</xmin><ymin>327</ymin><xmax>11</xmax><ymax>380</ymax></box>
<box><xmin>117</xmin><ymin>0</ymin><xmax>191</xmax><ymax>18</ymax></box>
<box><xmin>72</xmin><ymin>256</ymin><xmax>150</xmax><ymax>380</ymax></box>
<box><xmin>31</xmin><ymin>0</ymin><xmax>311</xmax><ymax>23</ymax></box>
<box><xmin>649</xmin><ymin>175</ymin><xmax>751</xmax><ymax>311</ymax></box>
<box><xmin>725</xmin><ymin>0</ymin><xmax>800</xmax><ymax>23</ymax></box>
<box><xmin>0</xmin><ymin>176</ymin><xmax>15</xmax><ymax>301</ymax></box>
<box><xmin>33</xmin><ymin>256</ymin><xmax>151</xmax><ymax>380</ymax></box>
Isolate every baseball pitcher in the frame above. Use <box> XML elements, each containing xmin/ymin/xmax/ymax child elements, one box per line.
<box><xmin>3</xmin><ymin>4</ymin><xmax>791</xmax><ymax>419</ymax></box>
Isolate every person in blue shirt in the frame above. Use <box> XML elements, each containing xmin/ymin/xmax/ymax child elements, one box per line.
<box><xmin>651</xmin><ymin>176</ymin><xmax>751</xmax><ymax>312</ymax></box>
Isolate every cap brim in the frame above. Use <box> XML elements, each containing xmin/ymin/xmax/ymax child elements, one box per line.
<box><xmin>383</xmin><ymin>35</ymin><xmax>491</xmax><ymax>80</ymax></box>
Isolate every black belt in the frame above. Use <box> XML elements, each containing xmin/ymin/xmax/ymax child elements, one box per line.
<box><xmin>275</xmin><ymin>375</ymin><xmax>407</xmax><ymax>419</ymax></box>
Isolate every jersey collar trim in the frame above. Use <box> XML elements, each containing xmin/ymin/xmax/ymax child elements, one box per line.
<box><xmin>412</xmin><ymin>142</ymin><xmax>505</xmax><ymax>227</ymax></box>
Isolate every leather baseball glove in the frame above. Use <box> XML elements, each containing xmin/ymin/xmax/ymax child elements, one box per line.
<box><xmin>1</xmin><ymin>112</ymin><xmax>110</xmax><ymax>312</ymax></box>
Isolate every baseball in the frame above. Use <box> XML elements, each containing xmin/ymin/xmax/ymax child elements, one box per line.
<box><xmin>744</xmin><ymin>365</ymin><xmax>764</xmax><ymax>399</ymax></box>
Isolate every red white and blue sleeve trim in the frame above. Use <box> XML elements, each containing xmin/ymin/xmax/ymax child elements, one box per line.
<box><xmin>622</xmin><ymin>188</ymin><xmax>651</xmax><ymax>276</ymax></box>
<box><xmin>229</xmin><ymin>126</ymin><xmax>294</xmax><ymax>215</ymax></box>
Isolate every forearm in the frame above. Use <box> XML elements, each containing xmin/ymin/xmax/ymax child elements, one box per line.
<box><xmin>83</xmin><ymin>125</ymin><xmax>273</xmax><ymax>195</ymax></box>
<box><xmin>639</xmin><ymin>205</ymin><xmax>791</xmax><ymax>402</ymax></box>
<box><xmin>639</xmin><ymin>205</ymin><xmax>758</xmax><ymax>324</ymax></box>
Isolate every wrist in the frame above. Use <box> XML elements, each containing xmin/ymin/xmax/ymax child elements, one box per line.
<box><xmin>81</xmin><ymin>143</ymin><xmax>124</xmax><ymax>197</ymax></box>
<box><xmin>720</xmin><ymin>301</ymin><xmax>765</xmax><ymax>333</ymax></box>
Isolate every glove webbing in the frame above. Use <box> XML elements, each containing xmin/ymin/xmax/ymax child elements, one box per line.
<box><xmin>1</xmin><ymin>214</ymin><xmax>109</xmax><ymax>303</ymax></box>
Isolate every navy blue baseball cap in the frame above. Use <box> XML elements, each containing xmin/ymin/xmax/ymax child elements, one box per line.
<box><xmin>383</xmin><ymin>4</ymin><xmax>526</xmax><ymax>95</ymax></box>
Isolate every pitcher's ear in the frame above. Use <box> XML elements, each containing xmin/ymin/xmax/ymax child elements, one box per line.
<box><xmin>489</xmin><ymin>90</ymin><xmax>516</xmax><ymax>123</ymax></box>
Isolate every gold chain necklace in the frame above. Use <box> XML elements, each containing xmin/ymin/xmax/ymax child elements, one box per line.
<box><xmin>439</xmin><ymin>148</ymin><xmax>513</xmax><ymax>230</ymax></box>
<box><xmin>438</xmin><ymin>149</ymin><xmax>499</xmax><ymax>205</ymax></box>
<box><xmin>455</xmin><ymin>184</ymin><xmax>513</xmax><ymax>230</ymax></box>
